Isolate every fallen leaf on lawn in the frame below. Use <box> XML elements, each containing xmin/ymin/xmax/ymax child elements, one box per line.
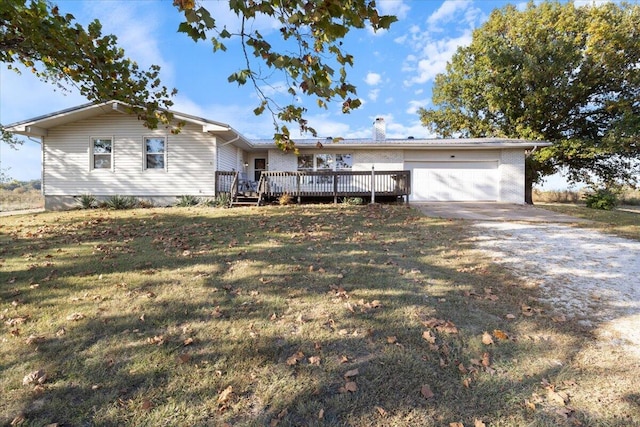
<box><xmin>475</xmin><ymin>419</ymin><xmax>487</xmax><ymax>427</ymax></box>
<box><xmin>547</xmin><ymin>386</ymin><xmax>568</xmax><ymax>406</ymax></box>
<box><xmin>318</xmin><ymin>408</ymin><xmax>324</xmax><ymax>419</ymax></box>
<box><xmin>147</xmin><ymin>335</ymin><xmax>165</xmax><ymax>346</ymax></box>
<box><xmin>339</xmin><ymin>355</ymin><xmax>349</xmax><ymax>364</ymax></box>
<box><xmin>505</xmin><ymin>313</ymin><xmax>516</xmax><ymax>320</ymax></box>
<box><xmin>344</xmin><ymin>368</ymin><xmax>359</xmax><ymax>378</ymax></box>
<box><xmin>521</xmin><ymin>305</ymin><xmax>534</xmax><ymax>317</ymax></box>
<box><xmin>371</xmin><ymin>300</ymin><xmax>381</xmax><ymax>308</ymax></box>
<box><xmin>341</xmin><ymin>380</ymin><xmax>357</xmax><ymax>392</ymax></box>
<box><xmin>462</xmin><ymin>378</ymin><xmax>472</xmax><ymax>388</ymax></box>
<box><xmin>5</xmin><ymin>316</ymin><xmax>29</xmax><ymax>326</ymax></box>
<box><xmin>308</xmin><ymin>356</ymin><xmax>321</xmax><ymax>366</ymax></box>
<box><xmin>422</xmin><ymin>330</ymin><xmax>436</xmax><ymax>344</ymax></box>
<box><xmin>375</xmin><ymin>406</ymin><xmax>387</xmax><ymax>417</ymax></box>
<box><xmin>177</xmin><ymin>353</ymin><xmax>191</xmax><ymax>364</ymax></box>
<box><xmin>525</xmin><ymin>399</ymin><xmax>536</xmax><ymax>410</ymax></box>
<box><xmin>183</xmin><ymin>337</ymin><xmax>194</xmax><ymax>346</ymax></box>
<box><xmin>449</xmin><ymin>423</ymin><xmax>464</xmax><ymax>427</ymax></box>
<box><xmin>345</xmin><ymin>302</ymin><xmax>355</xmax><ymax>313</ymax></box>
<box><xmin>10</xmin><ymin>414</ymin><xmax>26</xmax><ymax>425</ymax></box>
<box><xmin>421</xmin><ymin>384</ymin><xmax>435</xmax><ymax>399</ymax></box>
<box><xmin>141</xmin><ymin>399</ymin><xmax>153</xmax><ymax>411</ymax></box>
<box><xmin>493</xmin><ymin>329</ymin><xmax>509</xmax><ymax>340</ymax></box>
<box><xmin>286</xmin><ymin>351</ymin><xmax>305</xmax><ymax>366</ymax></box>
<box><xmin>437</xmin><ymin>321</ymin><xmax>458</xmax><ymax>334</ymax></box>
<box><xmin>217</xmin><ymin>385</ymin><xmax>233</xmax><ymax>404</ymax></box>
<box><xmin>552</xmin><ymin>314</ymin><xmax>567</xmax><ymax>323</ymax></box>
<box><xmin>482</xmin><ymin>332</ymin><xmax>494</xmax><ymax>345</ymax></box>
<box><xmin>23</xmin><ymin>369</ymin><xmax>47</xmax><ymax>386</ymax></box>
<box><xmin>25</xmin><ymin>335</ymin><xmax>45</xmax><ymax>345</ymax></box>
<box><xmin>66</xmin><ymin>312</ymin><xmax>85</xmax><ymax>321</ymax></box>
<box><xmin>482</xmin><ymin>352</ymin><xmax>491</xmax><ymax>367</ymax></box>
<box><xmin>55</xmin><ymin>328</ymin><xmax>66</xmax><ymax>337</ymax></box>
<box><xmin>387</xmin><ymin>336</ymin><xmax>397</xmax><ymax>344</ymax></box>
<box><xmin>458</xmin><ymin>363</ymin><xmax>468</xmax><ymax>374</ymax></box>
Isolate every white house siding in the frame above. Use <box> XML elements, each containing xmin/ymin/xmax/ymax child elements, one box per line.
<box><xmin>498</xmin><ymin>149</ymin><xmax>525</xmax><ymax>203</ymax></box>
<box><xmin>42</xmin><ymin>112</ymin><xmax>216</xmax><ymax>207</ymax></box>
<box><xmin>217</xmin><ymin>142</ymin><xmax>241</xmax><ymax>172</ymax></box>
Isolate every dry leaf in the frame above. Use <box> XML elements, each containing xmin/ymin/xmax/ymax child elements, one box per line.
<box><xmin>375</xmin><ymin>406</ymin><xmax>387</xmax><ymax>417</ymax></box>
<box><xmin>505</xmin><ymin>313</ymin><xmax>516</xmax><ymax>320</ymax></box>
<box><xmin>318</xmin><ymin>408</ymin><xmax>324</xmax><ymax>419</ymax></box>
<box><xmin>482</xmin><ymin>332</ymin><xmax>494</xmax><ymax>345</ymax></box>
<box><xmin>286</xmin><ymin>351</ymin><xmax>305</xmax><ymax>366</ymax></box>
<box><xmin>183</xmin><ymin>337</ymin><xmax>194</xmax><ymax>346</ymax></box>
<box><xmin>493</xmin><ymin>329</ymin><xmax>509</xmax><ymax>340</ymax></box>
<box><xmin>552</xmin><ymin>314</ymin><xmax>567</xmax><ymax>323</ymax></box>
<box><xmin>462</xmin><ymin>378</ymin><xmax>472</xmax><ymax>388</ymax></box>
<box><xmin>339</xmin><ymin>355</ymin><xmax>349</xmax><ymax>364</ymax></box>
<box><xmin>422</xmin><ymin>330</ymin><xmax>436</xmax><ymax>344</ymax></box>
<box><xmin>345</xmin><ymin>381</ymin><xmax>357</xmax><ymax>392</ymax></box>
<box><xmin>387</xmin><ymin>336</ymin><xmax>397</xmax><ymax>344</ymax></box>
<box><xmin>450</xmin><ymin>423</ymin><xmax>464</xmax><ymax>427</ymax></box>
<box><xmin>474</xmin><ymin>420</ymin><xmax>486</xmax><ymax>427</ymax></box>
<box><xmin>481</xmin><ymin>352</ymin><xmax>491</xmax><ymax>367</ymax></box>
<box><xmin>23</xmin><ymin>369</ymin><xmax>47</xmax><ymax>386</ymax></box>
<box><xmin>521</xmin><ymin>305</ymin><xmax>534</xmax><ymax>317</ymax></box>
<box><xmin>217</xmin><ymin>385</ymin><xmax>233</xmax><ymax>404</ymax></box>
<box><xmin>421</xmin><ymin>384</ymin><xmax>434</xmax><ymax>399</ymax></box>
<box><xmin>308</xmin><ymin>356</ymin><xmax>321</xmax><ymax>366</ymax></box>
<box><xmin>458</xmin><ymin>363</ymin><xmax>468</xmax><ymax>374</ymax></box>
<box><xmin>177</xmin><ymin>353</ymin><xmax>191</xmax><ymax>364</ymax></box>
<box><xmin>141</xmin><ymin>399</ymin><xmax>153</xmax><ymax>411</ymax></box>
<box><xmin>10</xmin><ymin>414</ymin><xmax>26</xmax><ymax>426</ymax></box>
<box><xmin>547</xmin><ymin>386</ymin><xmax>568</xmax><ymax>406</ymax></box>
<box><xmin>66</xmin><ymin>312</ymin><xmax>85</xmax><ymax>321</ymax></box>
<box><xmin>344</xmin><ymin>368</ymin><xmax>359</xmax><ymax>378</ymax></box>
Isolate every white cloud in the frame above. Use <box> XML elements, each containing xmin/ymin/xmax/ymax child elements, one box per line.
<box><xmin>368</xmin><ymin>89</ymin><xmax>380</xmax><ymax>102</ymax></box>
<box><xmin>427</xmin><ymin>0</ymin><xmax>472</xmax><ymax>28</ymax></box>
<box><xmin>364</xmin><ymin>72</ymin><xmax>382</xmax><ymax>86</ymax></box>
<box><xmin>403</xmin><ymin>31</ymin><xmax>472</xmax><ymax>86</ymax></box>
<box><xmin>406</xmin><ymin>99</ymin><xmax>430</xmax><ymax>115</ymax></box>
<box><xmin>376</xmin><ymin>0</ymin><xmax>410</xmax><ymax>20</ymax></box>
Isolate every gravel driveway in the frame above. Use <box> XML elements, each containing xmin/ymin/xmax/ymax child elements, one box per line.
<box><xmin>471</xmin><ymin>220</ymin><xmax>640</xmax><ymax>359</ymax></box>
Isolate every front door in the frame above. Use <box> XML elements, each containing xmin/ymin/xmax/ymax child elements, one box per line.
<box><xmin>254</xmin><ymin>158</ymin><xmax>266</xmax><ymax>181</ymax></box>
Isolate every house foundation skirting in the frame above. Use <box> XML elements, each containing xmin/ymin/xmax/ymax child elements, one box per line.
<box><xmin>44</xmin><ymin>195</ymin><xmax>210</xmax><ymax>210</ymax></box>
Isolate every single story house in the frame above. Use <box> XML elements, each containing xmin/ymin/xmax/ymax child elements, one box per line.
<box><xmin>5</xmin><ymin>101</ymin><xmax>551</xmax><ymax>210</ymax></box>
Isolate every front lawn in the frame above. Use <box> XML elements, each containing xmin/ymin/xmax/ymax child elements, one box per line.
<box><xmin>1</xmin><ymin>205</ymin><xmax>637</xmax><ymax>426</ymax></box>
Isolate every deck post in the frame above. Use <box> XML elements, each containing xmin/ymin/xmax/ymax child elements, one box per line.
<box><xmin>296</xmin><ymin>173</ymin><xmax>301</xmax><ymax>204</ymax></box>
<box><xmin>370</xmin><ymin>166</ymin><xmax>375</xmax><ymax>204</ymax></box>
<box><xmin>333</xmin><ymin>172</ymin><xmax>338</xmax><ymax>204</ymax></box>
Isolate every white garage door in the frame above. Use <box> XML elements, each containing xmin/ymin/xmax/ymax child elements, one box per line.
<box><xmin>408</xmin><ymin>161</ymin><xmax>499</xmax><ymax>201</ymax></box>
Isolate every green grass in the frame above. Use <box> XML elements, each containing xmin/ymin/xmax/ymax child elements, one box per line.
<box><xmin>538</xmin><ymin>203</ymin><xmax>640</xmax><ymax>241</ymax></box>
<box><xmin>1</xmin><ymin>205</ymin><xmax>638</xmax><ymax>426</ymax></box>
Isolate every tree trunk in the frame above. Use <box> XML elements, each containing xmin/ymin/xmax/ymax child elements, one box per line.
<box><xmin>524</xmin><ymin>177</ymin><xmax>533</xmax><ymax>205</ymax></box>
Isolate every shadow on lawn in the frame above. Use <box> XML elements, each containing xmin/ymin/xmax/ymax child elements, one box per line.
<box><xmin>1</xmin><ymin>206</ymin><xmax>637</xmax><ymax>426</ymax></box>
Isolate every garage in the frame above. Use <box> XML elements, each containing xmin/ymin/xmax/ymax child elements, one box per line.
<box><xmin>408</xmin><ymin>161</ymin><xmax>499</xmax><ymax>202</ymax></box>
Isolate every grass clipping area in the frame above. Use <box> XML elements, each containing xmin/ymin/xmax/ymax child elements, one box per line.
<box><xmin>1</xmin><ymin>205</ymin><xmax>638</xmax><ymax>426</ymax></box>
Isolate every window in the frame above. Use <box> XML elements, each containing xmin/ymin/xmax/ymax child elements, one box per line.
<box><xmin>144</xmin><ymin>137</ymin><xmax>165</xmax><ymax>169</ymax></box>
<box><xmin>296</xmin><ymin>154</ymin><xmax>352</xmax><ymax>171</ymax></box>
<box><xmin>92</xmin><ymin>137</ymin><xmax>112</xmax><ymax>169</ymax></box>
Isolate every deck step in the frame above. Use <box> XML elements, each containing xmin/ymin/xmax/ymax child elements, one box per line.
<box><xmin>230</xmin><ymin>196</ymin><xmax>261</xmax><ymax>207</ymax></box>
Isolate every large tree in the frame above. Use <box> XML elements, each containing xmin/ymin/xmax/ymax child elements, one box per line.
<box><xmin>0</xmin><ymin>0</ymin><xmax>178</xmax><ymax>141</ymax></box>
<box><xmin>419</xmin><ymin>1</ymin><xmax>640</xmax><ymax>203</ymax></box>
<box><xmin>1</xmin><ymin>0</ymin><xmax>396</xmax><ymax>151</ymax></box>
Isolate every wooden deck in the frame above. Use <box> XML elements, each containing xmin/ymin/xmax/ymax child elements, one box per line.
<box><xmin>215</xmin><ymin>170</ymin><xmax>411</xmax><ymax>205</ymax></box>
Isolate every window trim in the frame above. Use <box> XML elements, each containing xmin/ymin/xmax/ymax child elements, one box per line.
<box><xmin>143</xmin><ymin>136</ymin><xmax>167</xmax><ymax>171</ymax></box>
<box><xmin>90</xmin><ymin>136</ymin><xmax>114</xmax><ymax>171</ymax></box>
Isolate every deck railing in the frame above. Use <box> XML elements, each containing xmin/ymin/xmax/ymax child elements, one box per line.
<box><xmin>216</xmin><ymin>170</ymin><xmax>410</xmax><ymax>203</ymax></box>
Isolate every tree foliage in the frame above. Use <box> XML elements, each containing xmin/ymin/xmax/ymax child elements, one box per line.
<box><xmin>0</xmin><ymin>0</ymin><xmax>177</xmax><ymax>146</ymax></box>
<box><xmin>419</xmin><ymin>1</ymin><xmax>640</xmax><ymax>202</ymax></box>
<box><xmin>173</xmin><ymin>0</ymin><xmax>397</xmax><ymax>150</ymax></box>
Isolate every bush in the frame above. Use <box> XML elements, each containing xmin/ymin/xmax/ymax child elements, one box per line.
<box><xmin>76</xmin><ymin>194</ymin><xmax>97</xmax><ymax>209</ymax></box>
<box><xmin>584</xmin><ymin>188</ymin><xmax>618</xmax><ymax>210</ymax></box>
<box><xmin>342</xmin><ymin>197</ymin><xmax>364</xmax><ymax>205</ymax></box>
<box><xmin>102</xmin><ymin>195</ymin><xmax>138</xmax><ymax>210</ymax></box>
<box><xmin>175</xmin><ymin>195</ymin><xmax>200</xmax><ymax>207</ymax></box>
<box><xmin>278</xmin><ymin>193</ymin><xmax>293</xmax><ymax>205</ymax></box>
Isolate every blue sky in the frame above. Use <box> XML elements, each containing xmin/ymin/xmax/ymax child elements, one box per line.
<box><xmin>0</xmin><ymin>0</ymin><xmax>604</xmax><ymax>186</ymax></box>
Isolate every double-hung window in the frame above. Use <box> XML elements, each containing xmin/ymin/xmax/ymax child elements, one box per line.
<box><xmin>92</xmin><ymin>137</ymin><xmax>113</xmax><ymax>170</ymax></box>
<box><xmin>144</xmin><ymin>137</ymin><xmax>166</xmax><ymax>170</ymax></box>
<box><xmin>296</xmin><ymin>154</ymin><xmax>353</xmax><ymax>171</ymax></box>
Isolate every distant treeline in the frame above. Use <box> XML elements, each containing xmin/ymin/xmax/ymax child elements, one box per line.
<box><xmin>1</xmin><ymin>179</ymin><xmax>42</xmax><ymax>191</ymax></box>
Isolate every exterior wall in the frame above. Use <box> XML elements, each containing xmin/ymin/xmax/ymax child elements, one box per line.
<box><xmin>217</xmin><ymin>143</ymin><xmax>241</xmax><ymax>172</ymax></box>
<box><xmin>403</xmin><ymin>149</ymin><xmax>500</xmax><ymax>162</ymax></box>
<box><xmin>352</xmin><ymin>150</ymin><xmax>403</xmax><ymax>171</ymax></box>
<box><xmin>42</xmin><ymin>112</ymin><xmax>216</xmax><ymax>201</ymax></box>
<box><xmin>498</xmin><ymin>149</ymin><xmax>525</xmax><ymax>204</ymax></box>
<box><xmin>268</xmin><ymin>149</ymin><xmax>297</xmax><ymax>171</ymax></box>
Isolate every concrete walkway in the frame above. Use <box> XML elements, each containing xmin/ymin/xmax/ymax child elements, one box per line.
<box><xmin>412</xmin><ymin>202</ymin><xmax>586</xmax><ymax>223</ymax></box>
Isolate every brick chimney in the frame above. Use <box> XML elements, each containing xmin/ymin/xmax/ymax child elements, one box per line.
<box><xmin>373</xmin><ymin>117</ymin><xmax>386</xmax><ymax>141</ymax></box>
